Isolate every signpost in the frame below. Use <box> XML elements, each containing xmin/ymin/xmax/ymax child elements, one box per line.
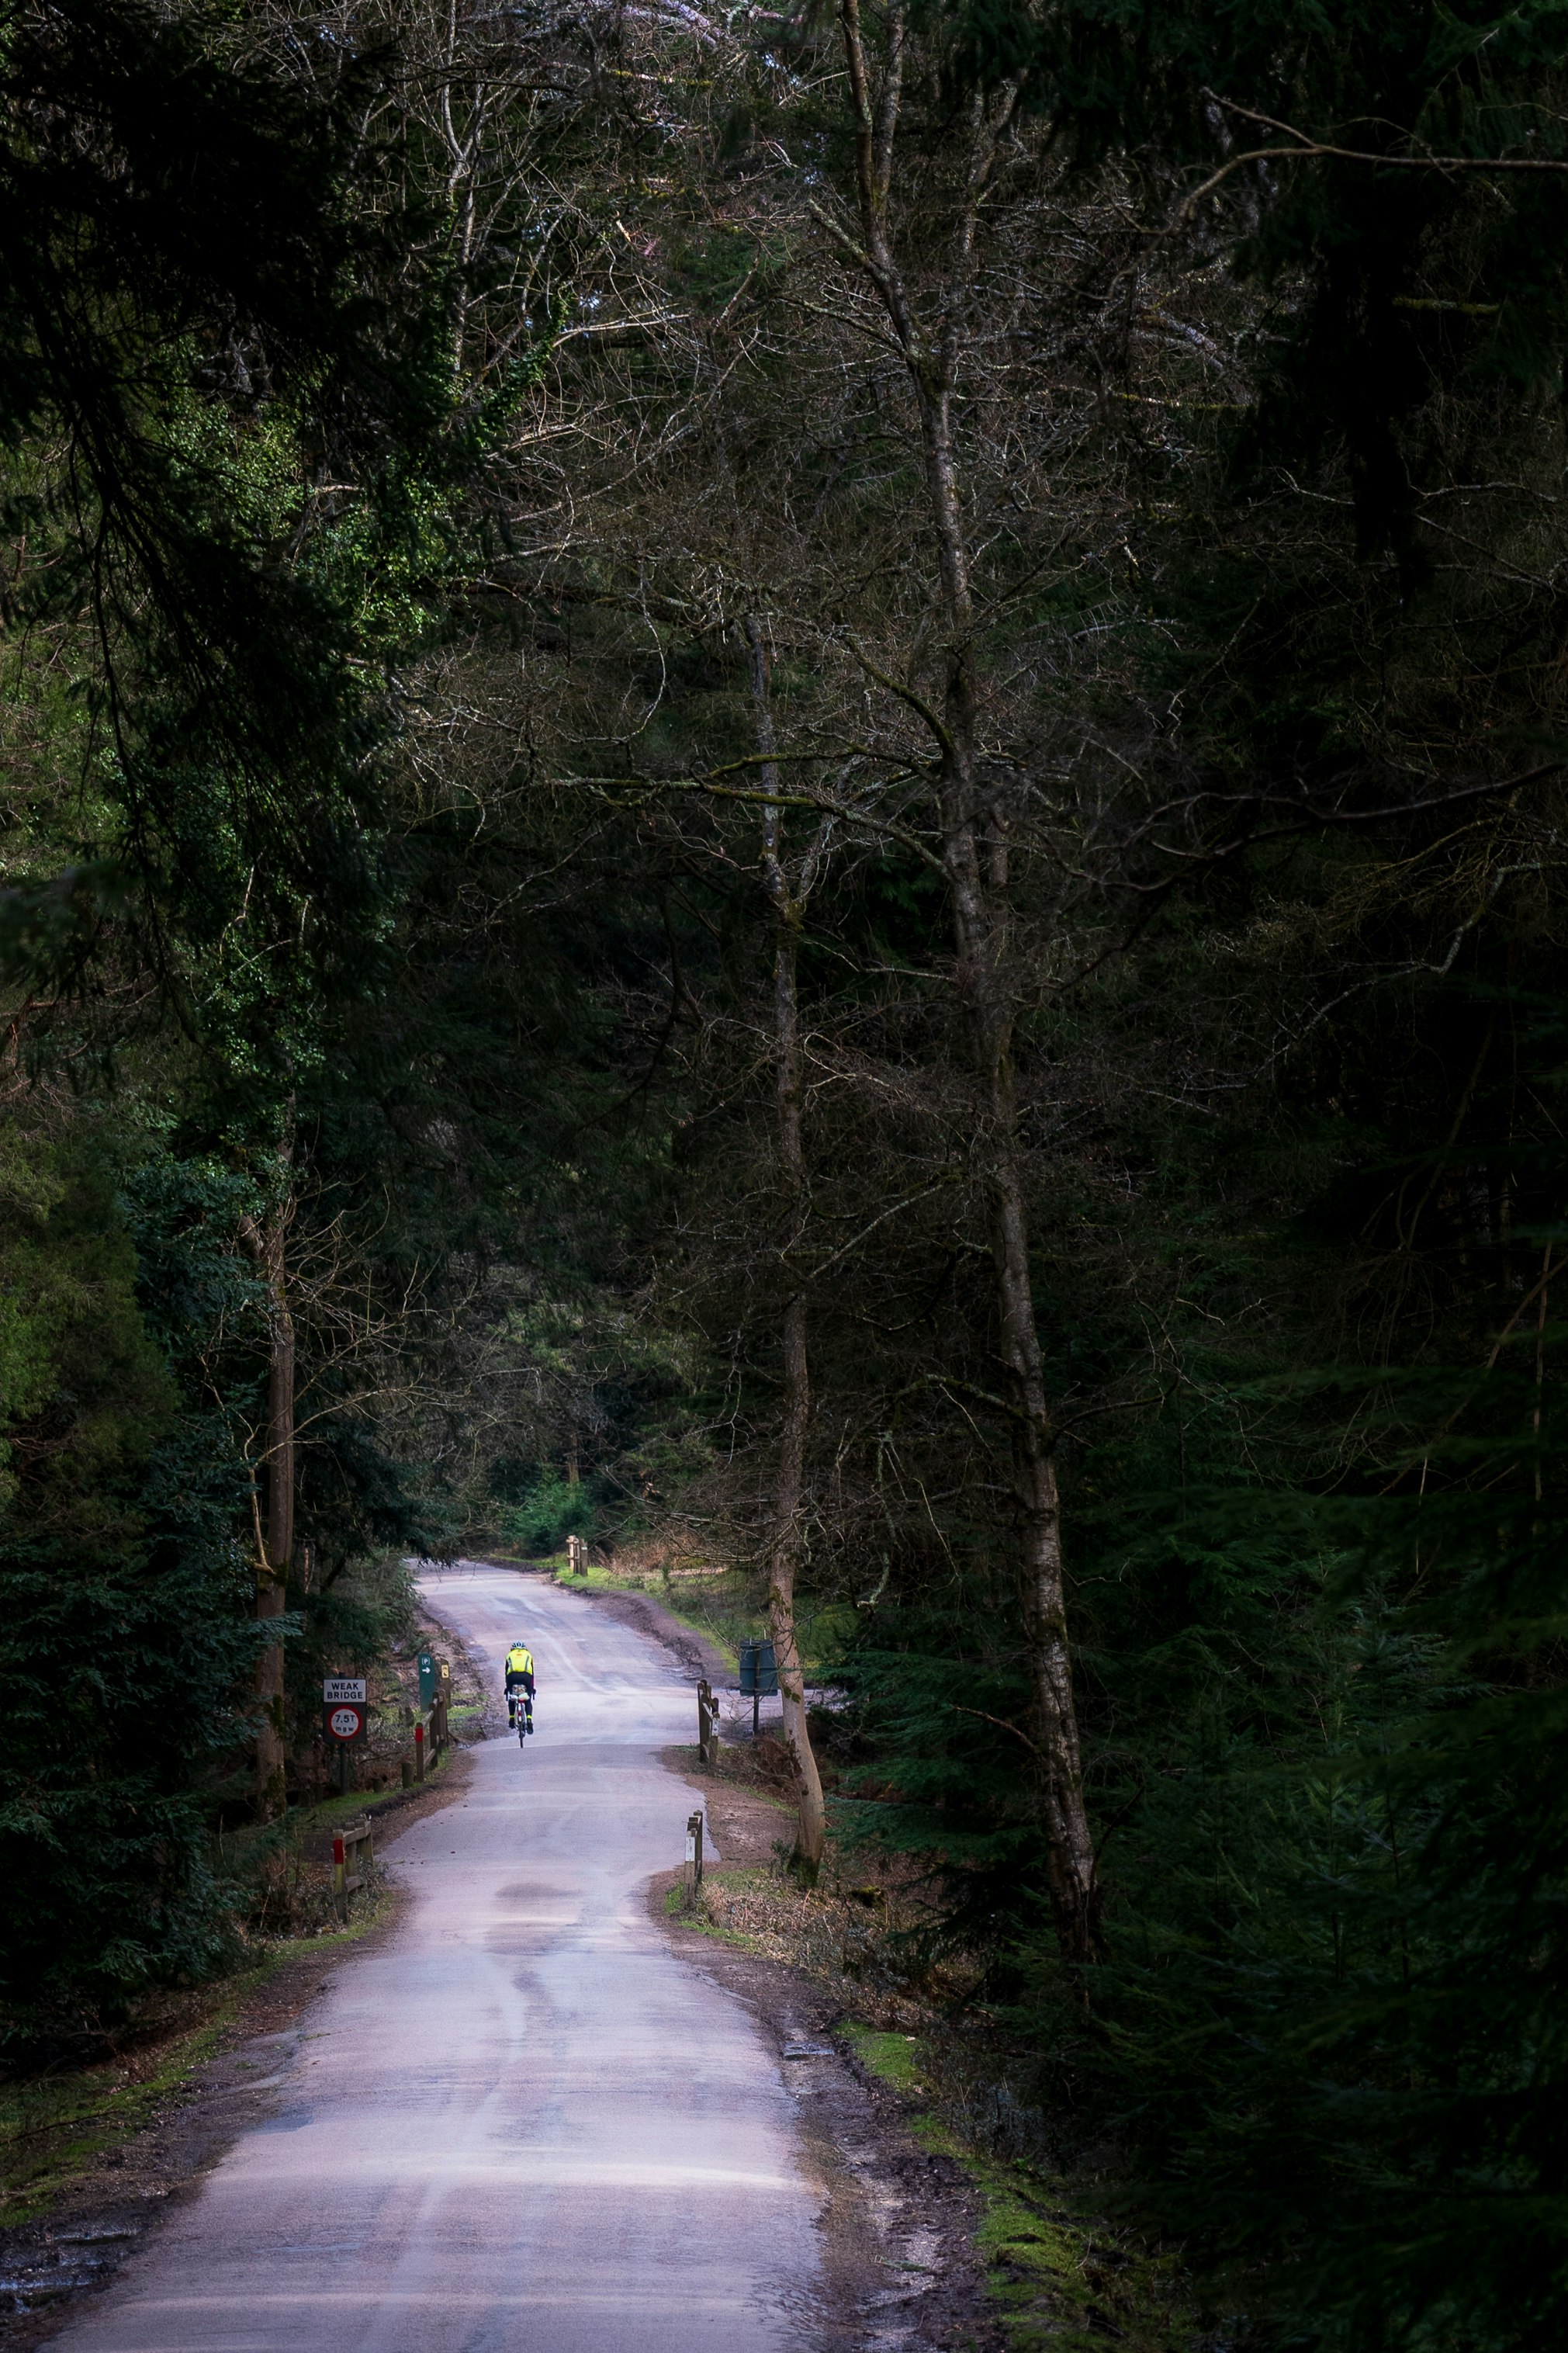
<box><xmin>738</xmin><ymin>1639</ymin><xmax>777</xmax><ymax>1738</ymax></box>
<box><xmin>322</xmin><ymin>1679</ymin><xmax>368</xmax><ymax>1793</ymax></box>
<box><xmin>414</xmin><ymin>1655</ymin><xmax>449</xmax><ymax>1773</ymax></box>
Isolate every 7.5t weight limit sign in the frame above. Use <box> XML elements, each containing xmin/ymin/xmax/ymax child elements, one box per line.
<box><xmin>322</xmin><ymin>1679</ymin><xmax>368</xmax><ymax>1746</ymax></box>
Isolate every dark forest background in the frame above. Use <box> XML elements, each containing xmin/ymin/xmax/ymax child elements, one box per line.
<box><xmin>5</xmin><ymin>0</ymin><xmax>1568</xmax><ymax>2343</ymax></box>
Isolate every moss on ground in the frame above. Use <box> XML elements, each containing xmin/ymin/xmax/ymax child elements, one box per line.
<box><xmin>842</xmin><ymin>2024</ymin><xmax>926</xmax><ymax>2091</ymax></box>
<box><xmin>1</xmin><ymin>2012</ymin><xmax>231</xmax><ymax>2225</ymax></box>
<box><xmin>844</xmin><ymin>2025</ymin><xmax>1193</xmax><ymax>2353</ymax></box>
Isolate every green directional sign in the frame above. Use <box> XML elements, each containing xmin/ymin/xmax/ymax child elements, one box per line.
<box><xmin>739</xmin><ymin>1639</ymin><xmax>777</xmax><ymax>1696</ymax></box>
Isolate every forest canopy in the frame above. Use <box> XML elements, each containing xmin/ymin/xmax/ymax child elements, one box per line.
<box><xmin>4</xmin><ymin>0</ymin><xmax>1568</xmax><ymax>2344</ymax></box>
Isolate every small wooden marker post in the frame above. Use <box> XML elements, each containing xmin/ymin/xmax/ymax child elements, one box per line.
<box><xmin>414</xmin><ymin>1721</ymin><xmax>425</xmax><ymax>1783</ymax></box>
<box><xmin>697</xmin><ymin>1679</ymin><xmax>719</xmax><ymax>1764</ymax></box>
<box><xmin>566</xmin><ymin>1533</ymin><xmax>587</xmax><ymax>1576</ymax></box>
<box><xmin>684</xmin><ymin>1811</ymin><xmax>704</xmax><ymax>1907</ymax></box>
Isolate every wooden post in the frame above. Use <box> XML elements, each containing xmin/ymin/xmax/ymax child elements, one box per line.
<box><xmin>698</xmin><ymin>1680</ymin><xmax>720</xmax><ymax>1763</ymax></box>
<box><xmin>414</xmin><ymin>1721</ymin><xmax>425</xmax><ymax>1783</ymax></box>
<box><xmin>333</xmin><ymin>1833</ymin><xmax>347</xmax><ymax>1918</ymax></box>
<box><xmin>684</xmin><ymin>1811</ymin><xmax>704</xmax><ymax>1905</ymax></box>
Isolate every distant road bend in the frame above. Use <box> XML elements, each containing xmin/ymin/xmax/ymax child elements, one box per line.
<box><xmin>50</xmin><ymin>1563</ymin><xmax>821</xmax><ymax>2352</ymax></box>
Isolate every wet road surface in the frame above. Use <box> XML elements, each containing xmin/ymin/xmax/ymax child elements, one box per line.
<box><xmin>50</xmin><ymin>1563</ymin><xmax>820</xmax><ymax>2352</ymax></box>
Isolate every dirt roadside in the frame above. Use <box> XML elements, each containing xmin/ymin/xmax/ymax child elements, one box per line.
<box><xmin>654</xmin><ymin>1755</ymin><xmax>1006</xmax><ymax>2353</ymax></box>
<box><xmin>0</xmin><ymin>1757</ymin><xmax>471</xmax><ymax>2346</ymax></box>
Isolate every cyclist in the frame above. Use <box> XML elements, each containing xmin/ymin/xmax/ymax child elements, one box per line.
<box><xmin>504</xmin><ymin>1638</ymin><xmax>536</xmax><ymax>1736</ymax></box>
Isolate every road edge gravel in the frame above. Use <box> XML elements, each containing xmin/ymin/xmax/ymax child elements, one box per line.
<box><xmin>649</xmin><ymin>1870</ymin><xmax>1004</xmax><ymax>2353</ymax></box>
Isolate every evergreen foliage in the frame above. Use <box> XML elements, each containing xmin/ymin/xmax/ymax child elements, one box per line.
<box><xmin>0</xmin><ymin>1135</ymin><xmax>258</xmax><ymax>2043</ymax></box>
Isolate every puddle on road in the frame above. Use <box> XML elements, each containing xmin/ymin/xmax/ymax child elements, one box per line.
<box><xmin>0</xmin><ymin>2224</ymin><xmax>143</xmax><ymax>2315</ymax></box>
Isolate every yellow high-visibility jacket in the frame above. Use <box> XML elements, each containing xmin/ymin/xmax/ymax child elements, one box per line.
<box><xmin>504</xmin><ymin>1644</ymin><xmax>535</xmax><ymax>1691</ymax></box>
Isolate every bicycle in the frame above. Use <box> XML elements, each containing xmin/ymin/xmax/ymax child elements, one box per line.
<box><xmin>507</xmin><ymin>1689</ymin><xmax>535</xmax><ymax>1746</ymax></box>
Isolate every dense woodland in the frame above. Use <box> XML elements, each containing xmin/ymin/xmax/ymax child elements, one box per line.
<box><xmin>5</xmin><ymin>0</ymin><xmax>1568</xmax><ymax>2341</ymax></box>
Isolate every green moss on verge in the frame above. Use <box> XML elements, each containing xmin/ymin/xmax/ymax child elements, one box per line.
<box><xmin>843</xmin><ymin>2026</ymin><xmax>1193</xmax><ymax>2353</ymax></box>
<box><xmin>1</xmin><ymin>2015</ymin><xmax>231</xmax><ymax>2227</ymax></box>
<box><xmin>842</xmin><ymin>2023</ymin><xmax>926</xmax><ymax>2091</ymax></box>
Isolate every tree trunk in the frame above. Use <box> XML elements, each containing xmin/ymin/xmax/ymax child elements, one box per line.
<box><xmin>254</xmin><ymin>1200</ymin><xmax>294</xmax><ymax>1821</ymax></box>
<box><xmin>767</xmin><ymin>910</ymin><xmax>828</xmax><ymax>1879</ymax></box>
<box><xmin>748</xmin><ymin>616</ymin><xmax>828</xmax><ymax>1880</ymax></box>
<box><xmin>834</xmin><ymin>0</ymin><xmax>1101</xmax><ymax>1960</ymax></box>
<box><xmin>940</xmin><ymin>813</ymin><xmax>1102</xmax><ymax>1958</ymax></box>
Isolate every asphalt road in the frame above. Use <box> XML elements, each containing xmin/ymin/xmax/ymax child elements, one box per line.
<box><xmin>50</xmin><ymin>1563</ymin><xmax>821</xmax><ymax>2353</ymax></box>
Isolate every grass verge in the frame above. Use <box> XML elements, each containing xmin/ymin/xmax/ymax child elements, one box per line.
<box><xmin>663</xmin><ymin>1873</ymin><xmax>765</xmax><ymax>1946</ymax></box>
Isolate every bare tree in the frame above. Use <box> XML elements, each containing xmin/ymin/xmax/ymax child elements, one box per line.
<box><xmin>747</xmin><ymin>615</ymin><xmax>832</xmax><ymax>1876</ymax></box>
<box><xmin>807</xmin><ymin>0</ymin><xmax>1103</xmax><ymax>1957</ymax></box>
